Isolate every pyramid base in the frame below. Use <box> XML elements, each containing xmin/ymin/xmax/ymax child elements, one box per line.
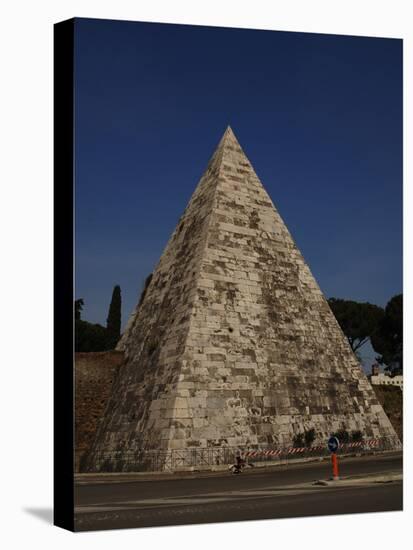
<box><xmin>85</xmin><ymin>435</ymin><xmax>401</xmax><ymax>473</ymax></box>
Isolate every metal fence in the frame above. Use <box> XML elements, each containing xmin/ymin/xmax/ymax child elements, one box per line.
<box><xmin>85</xmin><ymin>446</ymin><xmax>237</xmax><ymax>473</ymax></box>
<box><xmin>83</xmin><ymin>435</ymin><xmax>401</xmax><ymax>473</ymax></box>
<box><xmin>244</xmin><ymin>436</ymin><xmax>401</xmax><ymax>464</ymax></box>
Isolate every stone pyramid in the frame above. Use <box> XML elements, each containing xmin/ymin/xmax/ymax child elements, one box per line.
<box><xmin>87</xmin><ymin>127</ymin><xmax>399</xmax><ymax>470</ymax></box>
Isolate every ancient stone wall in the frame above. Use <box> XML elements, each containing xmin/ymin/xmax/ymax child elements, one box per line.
<box><xmin>75</xmin><ymin>351</ymin><xmax>124</xmax><ymax>471</ymax></box>
<box><xmin>372</xmin><ymin>385</ymin><xmax>403</xmax><ymax>441</ymax></box>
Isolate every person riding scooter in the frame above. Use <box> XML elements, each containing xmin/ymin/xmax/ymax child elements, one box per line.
<box><xmin>233</xmin><ymin>453</ymin><xmax>246</xmax><ymax>474</ymax></box>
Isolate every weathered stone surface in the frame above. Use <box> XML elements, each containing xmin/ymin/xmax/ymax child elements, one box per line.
<box><xmin>86</xmin><ymin>127</ymin><xmax>400</xmax><ymax>471</ymax></box>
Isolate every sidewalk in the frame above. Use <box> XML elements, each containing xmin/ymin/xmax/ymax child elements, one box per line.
<box><xmin>313</xmin><ymin>471</ymin><xmax>402</xmax><ymax>487</ymax></box>
<box><xmin>75</xmin><ymin>450</ymin><xmax>402</xmax><ymax>485</ymax></box>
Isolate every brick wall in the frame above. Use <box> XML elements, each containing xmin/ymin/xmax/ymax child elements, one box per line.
<box><xmin>75</xmin><ymin>351</ymin><xmax>124</xmax><ymax>471</ymax></box>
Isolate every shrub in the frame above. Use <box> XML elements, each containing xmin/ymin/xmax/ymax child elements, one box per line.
<box><xmin>293</xmin><ymin>433</ymin><xmax>305</xmax><ymax>448</ymax></box>
<box><xmin>304</xmin><ymin>428</ymin><xmax>316</xmax><ymax>447</ymax></box>
<box><xmin>351</xmin><ymin>430</ymin><xmax>363</xmax><ymax>442</ymax></box>
<box><xmin>332</xmin><ymin>429</ymin><xmax>350</xmax><ymax>444</ymax></box>
<box><xmin>75</xmin><ymin>319</ymin><xmax>111</xmax><ymax>352</ymax></box>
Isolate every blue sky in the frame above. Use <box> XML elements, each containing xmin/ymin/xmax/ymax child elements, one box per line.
<box><xmin>74</xmin><ymin>19</ymin><xmax>402</xmax><ymax>368</ymax></box>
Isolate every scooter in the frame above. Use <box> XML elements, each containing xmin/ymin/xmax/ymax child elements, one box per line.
<box><xmin>228</xmin><ymin>458</ymin><xmax>254</xmax><ymax>474</ymax></box>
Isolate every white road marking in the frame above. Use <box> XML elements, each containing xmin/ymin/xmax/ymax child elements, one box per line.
<box><xmin>75</xmin><ymin>474</ymin><xmax>402</xmax><ymax>515</ymax></box>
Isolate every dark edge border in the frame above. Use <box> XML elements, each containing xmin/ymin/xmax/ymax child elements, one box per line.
<box><xmin>54</xmin><ymin>18</ymin><xmax>75</xmax><ymax>532</ymax></box>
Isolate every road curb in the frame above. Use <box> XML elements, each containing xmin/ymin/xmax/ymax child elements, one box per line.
<box><xmin>313</xmin><ymin>472</ymin><xmax>402</xmax><ymax>487</ymax></box>
<box><xmin>75</xmin><ymin>451</ymin><xmax>402</xmax><ymax>484</ymax></box>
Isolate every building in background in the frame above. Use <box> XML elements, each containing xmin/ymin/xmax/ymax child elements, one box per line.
<box><xmin>369</xmin><ymin>363</ymin><xmax>403</xmax><ymax>390</ymax></box>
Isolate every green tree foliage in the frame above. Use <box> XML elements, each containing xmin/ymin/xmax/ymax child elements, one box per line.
<box><xmin>75</xmin><ymin>298</ymin><xmax>84</xmax><ymax>320</ymax></box>
<box><xmin>371</xmin><ymin>294</ymin><xmax>403</xmax><ymax>374</ymax></box>
<box><xmin>328</xmin><ymin>298</ymin><xmax>384</xmax><ymax>353</ymax></box>
<box><xmin>304</xmin><ymin>428</ymin><xmax>316</xmax><ymax>447</ymax></box>
<box><xmin>75</xmin><ymin>287</ymin><xmax>123</xmax><ymax>352</ymax></box>
<box><xmin>292</xmin><ymin>433</ymin><xmax>305</xmax><ymax>448</ymax></box>
<box><xmin>293</xmin><ymin>428</ymin><xmax>316</xmax><ymax>448</ymax></box>
<box><xmin>106</xmin><ymin>285</ymin><xmax>122</xmax><ymax>349</ymax></box>
<box><xmin>331</xmin><ymin>430</ymin><xmax>364</xmax><ymax>444</ymax></box>
<box><xmin>351</xmin><ymin>430</ymin><xmax>363</xmax><ymax>442</ymax></box>
<box><xmin>75</xmin><ymin>319</ymin><xmax>110</xmax><ymax>352</ymax></box>
<box><xmin>332</xmin><ymin>429</ymin><xmax>350</xmax><ymax>444</ymax></box>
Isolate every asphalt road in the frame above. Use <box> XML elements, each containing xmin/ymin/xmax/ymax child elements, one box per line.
<box><xmin>75</xmin><ymin>452</ymin><xmax>402</xmax><ymax>531</ymax></box>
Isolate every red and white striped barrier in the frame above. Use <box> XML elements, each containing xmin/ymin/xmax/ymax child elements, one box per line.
<box><xmin>243</xmin><ymin>439</ymin><xmax>381</xmax><ymax>459</ymax></box>
<box><xmin>341</xmin><ymin>439</ymin><xmax>379</xmax><ymax>448</ymax></box>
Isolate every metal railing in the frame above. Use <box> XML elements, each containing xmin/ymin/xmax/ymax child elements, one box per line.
<box><xmin>82</xmin><ymin>435</ymin><xmax>401</xmax><ymax>473</ymax></box>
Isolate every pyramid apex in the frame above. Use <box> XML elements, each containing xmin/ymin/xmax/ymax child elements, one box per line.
<box><xmin>218</xmin><ymin>125</ymin><xmax>241</xmax><ymax>149</ymax></box>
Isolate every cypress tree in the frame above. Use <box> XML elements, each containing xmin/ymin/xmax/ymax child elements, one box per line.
<box><xmin>75</xmin><ymin>298</ymin><xmax>84</xmax><ymax>320</ymax></box>
<box><xmin>106</xmin><ymin>285</ymin><xmax>122</xmax><ymax>349</ymax></box>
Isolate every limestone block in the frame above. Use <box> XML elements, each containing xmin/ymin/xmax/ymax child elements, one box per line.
<box><xmin>193</xmin><ymin>418</ymin><xmax>205</xmax><ymax>429</ymax></box>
